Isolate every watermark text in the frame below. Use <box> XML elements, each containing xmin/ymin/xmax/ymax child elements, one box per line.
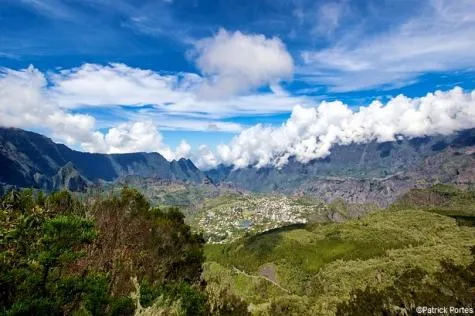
<box><xmin>416</xmin><ymin>306</ymin><xmax>474</xmax><ymax>314</ymax></box>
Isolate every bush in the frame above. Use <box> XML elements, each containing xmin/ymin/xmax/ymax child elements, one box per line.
<box><xmin>336</xmin><ymin>248</ymin><xmax>475</xmax><ymax>316</ymax></box>
<box><xmin>0</xmin><ymin>188</ymin><xmax>207</xmax><ymax>315</ymax></box>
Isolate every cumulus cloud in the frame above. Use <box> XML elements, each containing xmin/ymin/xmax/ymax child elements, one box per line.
<box><xmin>215</xmin><ymin>87</ymin><xmax>475</xmax><ymax>169</ymax></box>
<box><xmin>0</xmin><ymin>66</ymin><xmax>181</xmax><ymax>159</ymax></box>
<box><xmin>192</xmin><ymin>145</ymin><xmax>220</xmax><ymax>170</ymax></box>
<box><xmin>49</xmin><ymin>63</ymin><xmax>197</xmax><ymax>108</ymax></box>
<box><xmin>0</xmin><ymin>63</ymin><xmax>314</xmax><ymax>165</ymax></box>
<box><xmin>49</xmin><ymin>63</ymin><xmax>306</xmax><ymax>118</ymax></box>
<box><xmin>174</xmin><ymin>140</ymin><xmax>192</xmax><ymax>159</ymax></box>
<box><xmin>193</xmin><ymin>29</ymin><xmax>294</xmax><ymax>98</ymax></box>
<box><xmin>3</xmin><ymin>66</ymin><xmax>475</xmax><ymax>171</ymax></box>
<box><xmin>0</xmin><ymin>66</ymin><xmax>98</xmax><ymax>147</ymax></box>
<box><xmin>83</xmin><ymin>121</ymin><xmax>169</xmax><ymax>154</ymax></box>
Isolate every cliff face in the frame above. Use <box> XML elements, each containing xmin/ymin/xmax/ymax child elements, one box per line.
<box><xmin>206</xmin><ymin>129</ymin><xmax>475</xmax><ymax>205</ymax></box>
<box><xmin>0</xmin><ymin>127</ymin><xmax>207</xmax><ymax>191</ymax></box>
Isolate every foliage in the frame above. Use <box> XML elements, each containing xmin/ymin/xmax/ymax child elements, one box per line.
<box><xmin>80</xmin><ymin>187</ymin><xmax>205</xmax><ymax>298</ymax></box>
<box><xmin>0</xmin><ymin>188</ymin><xmax>207</xmax><ymax>315</ymax></box>
<box><xmin>0</xmin><ymin>189</ymin><xmax>100</xmax><ymax>315</ymax></box>
<box><xmin>336</xmin><ymin>247</ymin><xmax>475</xmax><ymax>315</ymax></box>
<box><xmin>204</xmin><ymin>208</ymin><xmax>475</xmax><ymax>315</ymax></box>
<box><xmin>267</xmin><ymin>295</ymin><xmax>312</xmax><ymax>316</ymax></box>
<box><xmin>391</xmin><ymin>184</ymin><xmax>475</xmax><ymax>224</ymax></box>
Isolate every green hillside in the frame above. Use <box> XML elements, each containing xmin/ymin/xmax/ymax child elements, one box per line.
<box><xmin>188</xmin><ymin>193</ymin><xmax>380</xmax><ymax>243</ymax></box>
<box><xmin>391</xmin><ymin>184</ymin><xmax>475</xmax><ymax>225</ymax></box>
<box><xmin>204</xmin><ymin>208</ymin><xmax>475</xmax><ymax>315</ymax></box>
<box><xmin>2</xmin><ymin>185</ymin><xmax>474</xmax><ymax>315</ymax></box>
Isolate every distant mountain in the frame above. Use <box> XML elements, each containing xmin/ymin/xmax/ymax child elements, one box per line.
<box><xmin>39</xmin><ymin>161</ymin><xmax>89</xmax><ymax>192</ymax></box>
<box><xmin>206</xmin><ymin>129</ymin><xmax>475</xmax><ymax>205</ymax></box>
<box><xmin>0</xmin><ymin>127</ymin><xmax>208</xmax><ymax>192</ymax></box>
<box><xmin>2</xmin><ymin>127</ymin><xmax>475</xmax><ymax>205</ymax></box>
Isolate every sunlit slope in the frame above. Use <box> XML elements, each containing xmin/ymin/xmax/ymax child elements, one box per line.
<box><xmin>391</xmin><ymin>184</ymin><xmax>475</xmax><ymax>223</ymax></box>
<box><xmin>189</xmin><ymin>193</ymin><xmax>378</xmax><ymax>242</ymax></box>
<box><xmin>204</xmin><ymin>209</ymin><xmax>475</xmax><ymax>315</ymax></box>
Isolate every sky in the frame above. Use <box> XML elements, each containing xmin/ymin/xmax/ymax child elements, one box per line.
<box><xmin>1</xmin><ymin>0</ymin><xmax>475</xmax><ymax>169</ymax></box>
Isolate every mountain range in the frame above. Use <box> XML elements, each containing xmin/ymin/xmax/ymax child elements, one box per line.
<box><xmin>1</xmin><ymin>127</ymin><xmax>474</xmax><ymax>205</ymax></box>
<box><xmin>206</xmin><ymin>129</ymin><xmax>475</xmax><ymax>205</ymax></box>
<box><xmin>0</xmin><ymin>127</ymin><xmax>206</xmax><ymax>192</ymax></box>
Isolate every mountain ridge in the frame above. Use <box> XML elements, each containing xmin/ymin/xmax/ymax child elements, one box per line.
<box><xmin>1</xmin><ymin>127</ymin><xmax>474</xmax><ymax>206</ymax></box>
<box><xmin>0</xmin><ymin>127</ymin><xmax>208</xmax><ymax>191</ymax></box>
<box><xmin>205</xmin><ymin>129</ymin><xmax>475</xmax><ymax>205</ymax></box>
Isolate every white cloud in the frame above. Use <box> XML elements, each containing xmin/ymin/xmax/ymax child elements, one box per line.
<box><xmin>50</xmin><ymin>63</ymin><xmax>196</xmax><ymax>108</ymax></box>
<box><xmin>301</xmin><ymin>0</ymin><xmax>475</xmax><ymax>91</ymax></box>
<box><xmin>193</xmin><ymin>29</ymin><xmax>294</xmax><ymax>98</ymax></box>
<box><xmin>49</xmin><ymin>63</ymin><xmax>308</xmax><ymax>118</ymax></box>
<box><xmin>312</xmin><ymin>1</ymin><xmax>348</xmax><ymax>37</ymax></box>
<box><xmin>192</xmin><ymin>145</ymin><xmax>219</xmax><ymax>170</ymax></box>
<box><xmin>84</xmin><ymin>121</ymin><xmax>168</xmax><ymax>154</ymax></box>
<box><xmin>174</xmin><ymin>140</ymin><xmax>192</xmax><ymax>159</ymax></box>
<box><xmin>0</xmin><ymin>66</ymin><xmax>98</xmax><ymax>147</ymax></box>
<box><xmin>0</xmin><ymin>63</ymin><xmax>314</xmax><ymax>164</ymax></box>
<box><xmin>3</xmin><ymin>66</ymin><xmax>475</xmax><ymax>171</ymax></box>
<box><xmin>215</xmin><ymin>87</ymin><xmax>475</xmax><ymax>168</ymax></box>
<box><xmin>0</xmin><ymin>66</ymin><xmax>179</xmax><ymax>159</ymax></box>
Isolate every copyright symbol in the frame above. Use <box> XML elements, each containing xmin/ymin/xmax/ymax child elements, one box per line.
<box><xmin>416</xmin><ymin>306</ymin><xmax>423</xmax><ymax>314</ymax></box>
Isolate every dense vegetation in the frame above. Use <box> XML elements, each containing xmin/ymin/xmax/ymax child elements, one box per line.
<box><xmin>391</xmin><ymin>184</ymin><xmax>475</xmax><ymax>225</ymax></box>
<box><xmin>336</xmin><ymin>249</ymin><xmax>475</xmax><ymax>315</ymax></box>
<box><xmin>204</xmin><ymin>189</ymin><xmax>475</xmax><ymax>315</ymax></box>
<box><xmin>0</xmin><ymin>188</ymin><xmax>245</xmax><ymax>315</ymax></box>
<box><xmin>1</xmin><ymin>185</ymin><xmax>474</xmax><ymax>315</ymax></box>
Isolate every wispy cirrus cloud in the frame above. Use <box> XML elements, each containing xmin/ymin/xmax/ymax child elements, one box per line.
<box><xmin>300</xmin><ymin>0</ymin><xmax>475</xmax><ymax>92</ymax></box>
<box><xmin>19</xmin><ymin>0</ymin><xmax>78</xmax><ymax>20</ymax></box>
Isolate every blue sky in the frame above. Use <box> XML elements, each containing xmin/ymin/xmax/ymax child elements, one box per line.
<box><xmin>1</xmin><ymin>0</ymin><xmax>475</xmax><ymax>168</ymax></box>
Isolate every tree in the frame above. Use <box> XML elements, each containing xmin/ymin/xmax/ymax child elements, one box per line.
<box><xmin>0</xmin><ymin>188</ymin><xmax>208</xmax><ymax>315</ymax></box>
<box><xmin>1</xmin><ymin>202</ymin><xmax>103</xmax><ymax>315</ymax></box>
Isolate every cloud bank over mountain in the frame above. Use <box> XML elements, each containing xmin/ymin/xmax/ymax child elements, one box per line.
<box><xmin>2</xmin><ymin>64</ymin><xmax>475</xmax><ymax>169</ymax></box>
<box><xmin>0</xmin><ymin>66</ymin><xmax>176</xmax><ymax>159</ymax></box>
<box><xmin>210</xmin><ymin>87</ymin><xmax>475</xmax><ymax>169</ymax></box>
